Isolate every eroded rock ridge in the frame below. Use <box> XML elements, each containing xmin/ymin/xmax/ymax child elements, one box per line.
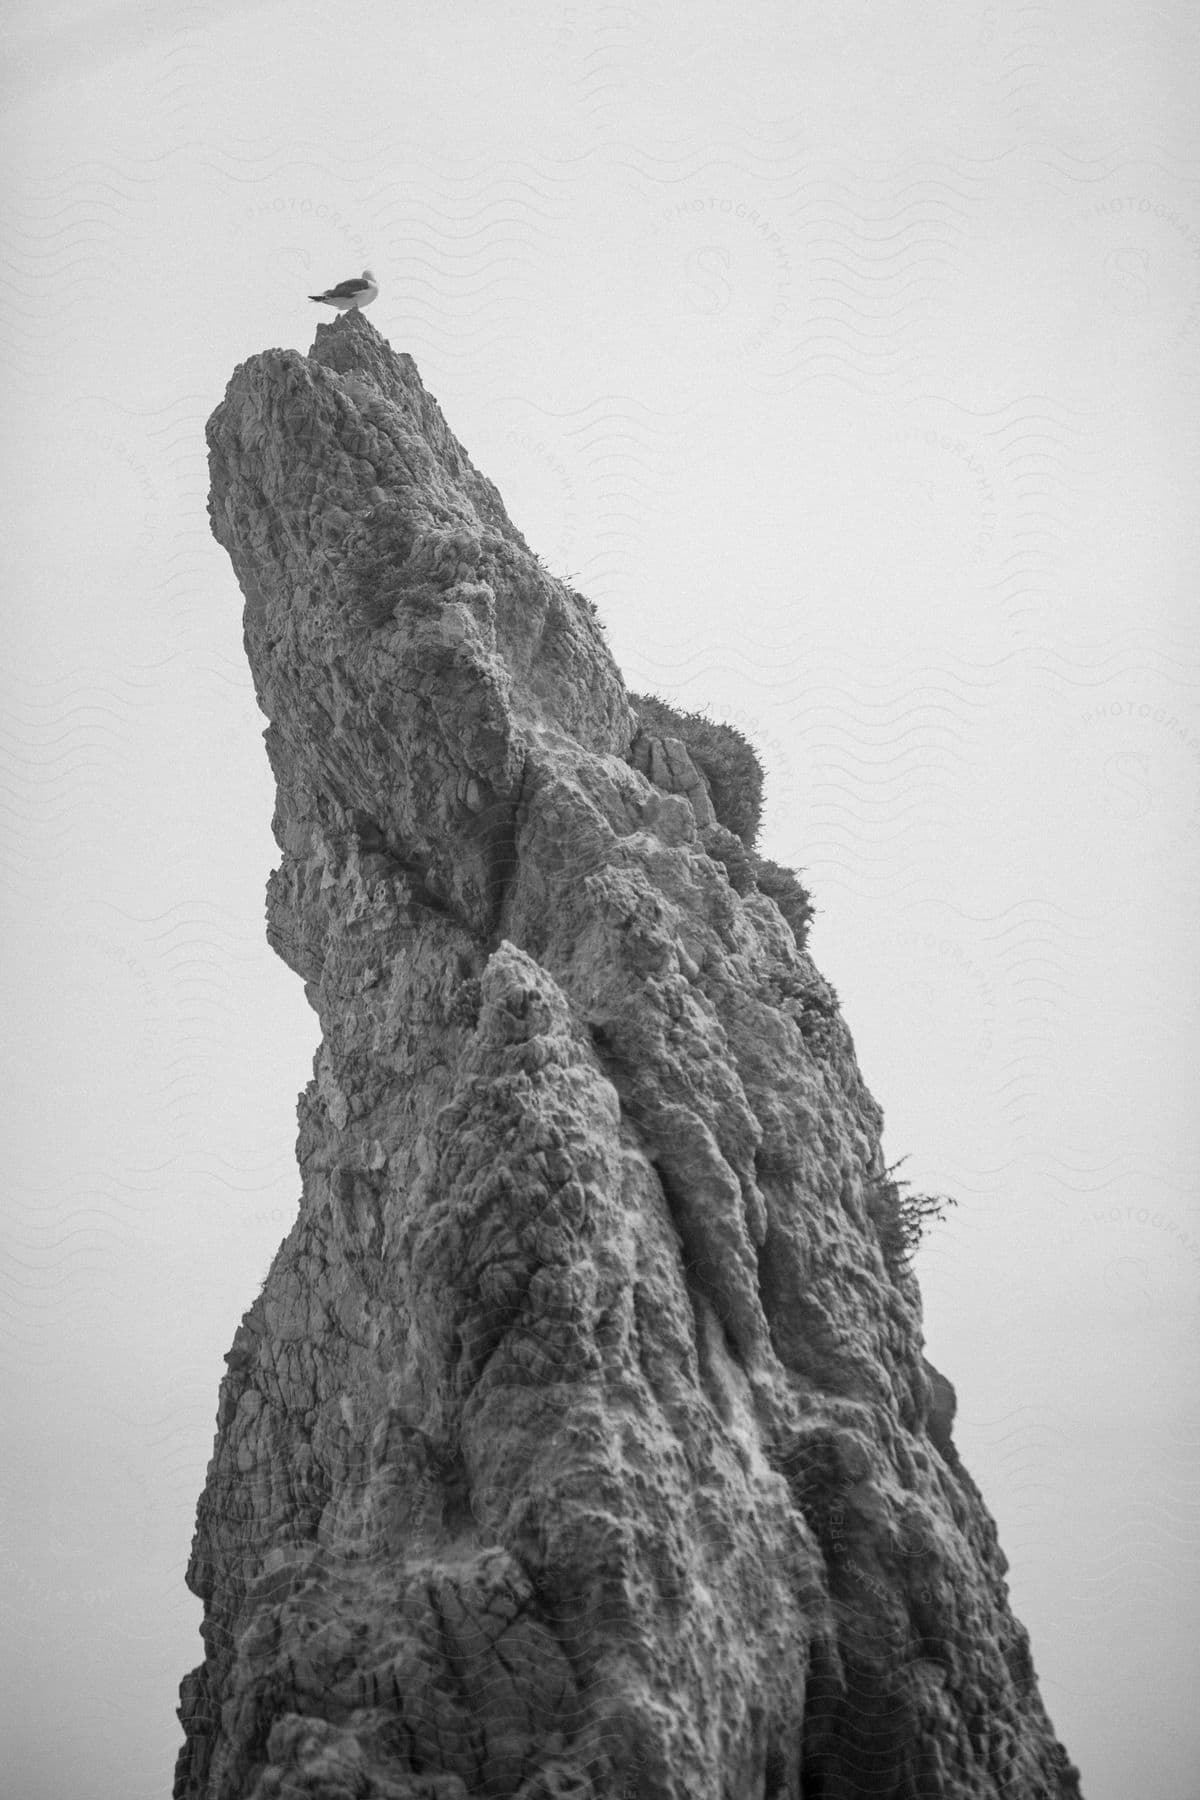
<box><xmin>178</xmin><ymin>311</ymin><xmax>1082</xmax><ymax>1800</ymax></box>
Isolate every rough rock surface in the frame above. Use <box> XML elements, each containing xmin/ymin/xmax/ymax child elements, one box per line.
<box><xmin>178</xmin><ymin>311</ymin><xmax>1082</xmax><ymax>1800</ymax></box>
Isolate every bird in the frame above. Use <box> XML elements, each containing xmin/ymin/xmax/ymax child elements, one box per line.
<box><xmin>308</xmin><ymin>269</ymin><xmax>379</xmax><ymax>312</ymax></box>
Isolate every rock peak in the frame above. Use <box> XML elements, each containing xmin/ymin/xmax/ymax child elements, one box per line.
<box><xmin>179</xmin><ymin>323</ymin><xmax>1083</xmax><ymax>1799</ymax></box>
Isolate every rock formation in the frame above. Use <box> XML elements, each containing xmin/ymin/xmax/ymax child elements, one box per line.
<box><xmin>178</xmin><ymin>310</ymin><xmax>1082</xmax><ymax>1800</ymax></box>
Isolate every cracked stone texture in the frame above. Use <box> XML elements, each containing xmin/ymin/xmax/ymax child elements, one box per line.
<box><xmin>178</xmin><ymin>310</ymin><xmax>1083</xmax><ymax>1800</ymax></box>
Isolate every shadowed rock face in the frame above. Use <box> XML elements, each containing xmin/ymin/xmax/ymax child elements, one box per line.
<box><xmin>178</xmin><ymin>310</ymin><xmax>1082</xmax><ymax>1800</ymax></box>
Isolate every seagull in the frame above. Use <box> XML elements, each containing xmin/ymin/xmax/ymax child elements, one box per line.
<box><xmin>308</xmin><ymin>269</ymin><xmax>379</xmax><ymax>312</ymax></box>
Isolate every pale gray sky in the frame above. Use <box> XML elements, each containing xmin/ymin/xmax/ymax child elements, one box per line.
<box><xmin>2</xmin><ymin>4</ymin><xmax>1198</xmax><ymax>1796</ymax></box>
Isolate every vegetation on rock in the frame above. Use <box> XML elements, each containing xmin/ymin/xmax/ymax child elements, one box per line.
<box><xmin>630</xmin><ymin>691</ymin><xmax>765</xmax><ymax>848</ymax></box>
<box><xmin>868</xmin><ymin>1156</ymin><xmax>959</xmax><ymax>1278</ymax></box>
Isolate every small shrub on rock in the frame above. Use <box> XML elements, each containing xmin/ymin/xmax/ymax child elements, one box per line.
<box><xmin>630</xmin><ymin>692</ymin><xmax>764</xmax><ymax>848</ymax></box>
<box><xmin>867</xmin><ymin>1158</ymin><xmax>957</xmax><ymax>1278</ymax></box>
<box><xmin>752</xmin><ymin>856</ymin><xmax>815</xmax><ymax>950</ymax></box>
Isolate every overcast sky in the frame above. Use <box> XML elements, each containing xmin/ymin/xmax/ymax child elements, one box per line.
<box><xmin>2</xmin><ymin>4</ymin><xmax>1198</xmax><ymax>1796</ymax></box>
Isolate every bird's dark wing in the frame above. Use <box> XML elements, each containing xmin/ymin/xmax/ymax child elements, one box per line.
<box><xmin>325</xmin><ymin>277</ymin><xmax>370</xmax><ymax>298</ymax></box>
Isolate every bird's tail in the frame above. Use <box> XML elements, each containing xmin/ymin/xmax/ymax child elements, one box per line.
<box><xmin>308</xmin><ymin>295</ymin><xmax>328</xmax><ymax>304</ymax></box>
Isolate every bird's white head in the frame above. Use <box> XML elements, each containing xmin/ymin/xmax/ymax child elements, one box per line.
<box><xmin>362</xmin><ymin>269</ymin><xmax>377</xmax><ymax>283</ymax></box>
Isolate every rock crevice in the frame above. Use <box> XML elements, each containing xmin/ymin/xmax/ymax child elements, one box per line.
<box><xmin>178</xmin><ymin>310</ymin><xmax>1081</xmax><ymax>1800</ymax></box>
